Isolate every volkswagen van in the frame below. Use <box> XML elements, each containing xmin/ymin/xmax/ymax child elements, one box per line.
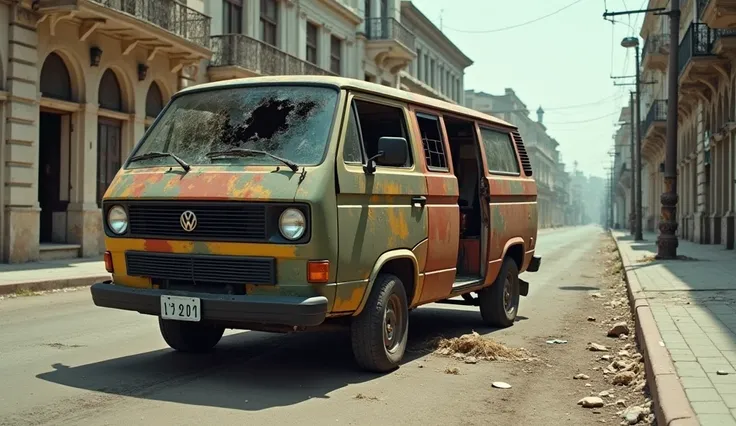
<box><xmin>91</xmin><ymin>76</ymin><xmax>541</xmax><ymax>373</ymax></box>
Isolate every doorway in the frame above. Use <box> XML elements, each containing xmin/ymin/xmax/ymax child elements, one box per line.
<box><xmin>97</xmin><ymin>118</ymin><xmax>122</xmax><ymax>205</ymax></box>
<box><xmin>444</xmin><ymin>116</ymin><xmax>486</xmax><ymax>279</ymax></box>
<box><xmin>38</xmin><ymin>112</ymin><xmax>64</xmax><ymax>243</ymax></box>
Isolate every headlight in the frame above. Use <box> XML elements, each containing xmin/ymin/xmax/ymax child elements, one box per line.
<box><xmin>279</xmin><ymin>208</ymin><xmax>306</xmax><ymax>240</ymax></box>
<box><xmin>107</xmin><ymin>205</ymin><xmax>128</xmax><ymax>235</ymax></box>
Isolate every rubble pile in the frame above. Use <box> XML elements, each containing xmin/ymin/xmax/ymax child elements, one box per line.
<box><xmin>434</xmin><ymin>331</ymin><xmax>534</xmax><ymax>363</ymax></box>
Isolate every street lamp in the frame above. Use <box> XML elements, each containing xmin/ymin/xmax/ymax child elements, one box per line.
<box><xmin>621</xmin><ymin>36</ymin><xmax>643</xmax><ymax>241</ymax></box>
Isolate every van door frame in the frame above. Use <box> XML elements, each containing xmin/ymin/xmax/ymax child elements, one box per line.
<box><xmin>408</xmin><ymin>105</ymin><xmax>460</xmax><ymax>304</ymax></box>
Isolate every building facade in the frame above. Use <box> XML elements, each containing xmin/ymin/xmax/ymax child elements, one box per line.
<box><xmin>397</xmin><ymin>1</ymin><xmax>472</xmax><ymax>104</ymax></box>
<box><xmin>0</xmin><ymin>0</ymin><xmax>472</xmax><ymax>263</ymax></box>
<box><xmin>613</xmin><ymin>104</ymin><xmax>633</xmax><ymax>230</ymax></box>
<box><xmin>464</xmin><ymin>88</ymin><xmax>569</xmax><ymax>228</ymax></box>
<box><xmin>635</xmin><ymin>0</ymin><xmax>736</xmax><ymax>249</ymax></box>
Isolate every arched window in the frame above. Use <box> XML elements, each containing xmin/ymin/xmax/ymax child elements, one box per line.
<box><xmin>40</xmin><ymin>52</ymin><xmax>72</xmax><ymax>101</ymax></box>
<box><xmin>145</xmin><ymin>82</ymin><xmax>164</xmax><ymax>119</ymax></box>
<box><xmin>98</xmin><ymin>69</ymin><xmax>122</xmax><ymax>111</ymax></box>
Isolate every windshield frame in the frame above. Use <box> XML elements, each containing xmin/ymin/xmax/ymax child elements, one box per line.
<box><xmin>123</xmin><ymin>82</ymin><xmax>342</xmax><ymax>170</ymax></box>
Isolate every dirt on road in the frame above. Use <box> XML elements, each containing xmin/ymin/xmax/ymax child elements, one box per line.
<box><xmin>0</xmin><ymin>228</ymin><xmax>654</xmax><ymax>426</ymax></box>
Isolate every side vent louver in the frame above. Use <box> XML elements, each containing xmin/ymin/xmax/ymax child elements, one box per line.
<box><xmin>511</xmin><ymin>130</ymin><xmax>533</xmax><ymax>176</ymax></box>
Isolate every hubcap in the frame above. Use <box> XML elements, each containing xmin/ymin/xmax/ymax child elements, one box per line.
<box><xmin>383</xmin><ymin>293</ymin><xmax>404</xmax><ymax>353</ymax></box>
<box><xmin>503</xmin><ymin>274</ymin><xmax>516</xmax><ymax>315</ymax></box>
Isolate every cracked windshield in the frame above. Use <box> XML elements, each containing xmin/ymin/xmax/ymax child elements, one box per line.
<box><xmin>130</xmin><ymin>86</ymin><xmax>338</xmax><ymax>168</ymax></box>
<box><xmin>2</xmin><ymin>0</ymin><xmax>716</xmax><ymax>425</ymax></box>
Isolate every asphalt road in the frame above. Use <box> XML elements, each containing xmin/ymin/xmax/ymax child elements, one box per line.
<box><xmin>0</xmin><ymin>225</ymin><xmax>608</xmax><ymax>426</ymax></box>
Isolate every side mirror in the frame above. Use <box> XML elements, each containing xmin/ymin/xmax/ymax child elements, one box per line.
<box><xmin>363</xmin><ymin>136</ymin><xmax>410</xmax><ymax>174</ymax></box>
<box><xmin>375</xmin><ymin>136</ymin><xmax>409</xmax><ymax>167</ymax></box>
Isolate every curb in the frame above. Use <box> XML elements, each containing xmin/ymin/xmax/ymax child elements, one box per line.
<box><xmin>611</xmin><ymin>233</ymin><xmax>700</xmax><ymax>426</ymax></box>
<box><xmin>0</xmin><ymin>274</ymin><xmax>109</xmax><ymax>296</ymax></box>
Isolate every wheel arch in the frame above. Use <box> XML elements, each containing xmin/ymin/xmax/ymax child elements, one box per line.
<box><xmin>501</xmin><ymin>237</ymin><xmax>526</xmax><ymax>272</ymax></box>
<box><xmin>352</xmin><ymin>249</ymin><xmax>419</xmax><ymax>316</ymax></box>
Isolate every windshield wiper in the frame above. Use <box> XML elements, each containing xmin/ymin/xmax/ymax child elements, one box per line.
<box><xmin>205</xmin><ymin>148</ymin><xmax>299</xmax><ymax>172</ymax></box>
<box><xmin>129</xmin><ymin>151</ymin><xmax>191</xmax><ymax>172</ymax></box>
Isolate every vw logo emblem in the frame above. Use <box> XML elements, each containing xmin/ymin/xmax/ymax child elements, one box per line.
<box><xmin>180</xmin><ymin>210</ymin><xmax>198</xmax><ymax>232</ymax></box>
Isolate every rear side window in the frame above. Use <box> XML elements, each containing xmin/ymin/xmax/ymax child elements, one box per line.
<box><xmin>416</xmin><ymin>113</ymin><xmax>448</xmax><ymax>172</ymax></box>
<box><xmin>479</xmin><ymin>127</ymin><xmax>520</xmax><ymax>174</ymax></box>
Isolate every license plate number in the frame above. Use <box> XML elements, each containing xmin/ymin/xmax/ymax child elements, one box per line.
<box><xmin>160</xmin><ymin>296</ymin><xmax>201</xmax><ymax>322</ymax></box>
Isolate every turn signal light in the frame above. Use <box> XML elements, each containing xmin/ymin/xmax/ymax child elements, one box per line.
<box><xmin>307</xmin><ymin>260</ymin><xmax>330</xmax><ymax>283</ymax></box>
<box><xmin>103</xmin><ymin>251</ymin><xmax>114</xmax><ymax>273</ymax></box>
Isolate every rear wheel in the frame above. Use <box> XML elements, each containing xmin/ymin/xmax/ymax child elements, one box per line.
<box><xmin>159</xmin><ymin>318</ymin><xmax>225</xmax><ymax>353</ymax></box>
<box><xmin>478</xmin><ymin>257</ymin><xmax>520</xmax><ymax>328</ymax></box>
<box><xmin>351</xmin><ymin>273</ymin><xmax>409</xmax><ymax>373</ymax></box>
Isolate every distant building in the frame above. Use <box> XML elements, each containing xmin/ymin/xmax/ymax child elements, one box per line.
<box><xmin>464</xmin><ymin>89</ymin><xmax>568</xmax><ymax>228</ymax></box>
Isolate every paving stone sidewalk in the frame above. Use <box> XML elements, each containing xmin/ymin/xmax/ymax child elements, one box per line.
<box><xmin>615</xmin><ymin>231</ymin><xmax>736</xmax><ymax>426</ymax></box>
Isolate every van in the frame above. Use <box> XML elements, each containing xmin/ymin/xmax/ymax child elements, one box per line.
<box><xmin>91</xmin><ymin>76</ymin><xmax>541</xmax><ymax>372</ymax></box>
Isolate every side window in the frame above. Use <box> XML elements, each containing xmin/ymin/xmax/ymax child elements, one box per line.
<box><xmin>479</xmin><ymin>127</ymin><xmax>520</xmax><ymax>174</ymax></box>
<box><xmin>416</xmin><ymin>113</ymin><xmax>448</xmax><ymax>172</ymax></box>
<box><xmin>342</xmin><ymin>104</ymin><xmax>363</xmax><ymax>163</ymax></box>
<box><xmin>353</xmin><ymin>99</ymin><xmax>412</xmax><ymax>167</ymax></box>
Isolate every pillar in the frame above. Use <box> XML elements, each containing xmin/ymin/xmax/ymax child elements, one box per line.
<box><xmin>66</xmin><ymin>103</ymin><xmax>102</xmax><ymax>257</ymax></box>
<box><xmin>3</xmin><ymin>4</ymin><xmax>40</xmax><ymax>263</ymax></box>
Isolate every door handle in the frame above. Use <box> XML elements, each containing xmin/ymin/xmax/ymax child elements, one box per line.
<box><xmin>412</xmin><ymin>195</ymin><xmax>427</xmax><ymax>207</ymax></box>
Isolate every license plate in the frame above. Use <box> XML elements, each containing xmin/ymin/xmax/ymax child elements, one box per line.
<box><xmin>160</xmin><ymin>295</ymin><xmax>201</xmax><ymax>322</ymax></box>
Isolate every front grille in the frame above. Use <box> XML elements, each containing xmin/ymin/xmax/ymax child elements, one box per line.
<box><xmin>125</xmin><ymin>251</ymin><xmax>276</xmax><ymax>285</ymax></box>
<box><xmin>127</xmin><ymin>203</ymin><xmax>267</xmax><ymax>241</ymax></box>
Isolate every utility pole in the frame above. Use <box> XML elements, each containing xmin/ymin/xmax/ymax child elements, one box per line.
<box><xmin>604</xmin><ymin>5</ymin><xmax>668</xmax><ymax>242</ymax></box>
<box><xmin>656</xmin><ymin>0</ymin><xmax>680</xmax><ymax>259</ymax></box>
<box><xmin>604</xmin><ymin>2</ymin><xmax>680</xmax><ymax>251</ymax></box>
<box><xmin>629</xmin><ymin>92</ymin><xmax>636</xmax><ymax>236</ymax></box>
<box><xmin>634</xmin><ymin>43</ymin><xmax>643</xmax><ymax>241</ymax></box>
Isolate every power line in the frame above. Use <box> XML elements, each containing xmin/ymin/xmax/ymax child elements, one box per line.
<box><xmin>545</xmin><ymin>92</ymin><xmax>623</xmax><ymax>110</ymax></box>
<box><xmin>545</xmin><ymin>110</ymin><xmax>620</xmax><ymax>125</ymax></box>
<box><xmin>443</xmin><ymin>0</ymin><xmax>587</xmax><ymax>34</ymax></box>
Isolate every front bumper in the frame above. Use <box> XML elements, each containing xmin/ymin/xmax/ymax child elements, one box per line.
<box><xmin>527</xmin><ymin>255</ymin><xmax>542</xmax><ymax>273</ymax></box>
<box><xmin>90</xmin><ymin>281</ymin><xmax>328</xmax><ymax>327</ymax></box>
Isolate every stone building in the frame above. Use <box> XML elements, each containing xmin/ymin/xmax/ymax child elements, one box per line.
<box><xmin>0</xmin><ymin>0</ymin><xmax>473</xmax><ymax>263</ymax></box>
<box><xmin>637</xmin><ymin>0</ymin><xmax>736</xmax><ymax>248</ymax></box>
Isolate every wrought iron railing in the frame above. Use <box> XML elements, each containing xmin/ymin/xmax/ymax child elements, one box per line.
<box><xmin>92</xmin><ymin>0</ymin><xmax>210</xmax><ymax>47</ymax></box>
<box><xmin>641</xmin><ymin>33</ymin><xmax>669</xmax><ymax>64</ymax></box>
<box><xmin>364</xmin><ymin>17</ymin><xmax>416</xmax><ymax>51</ymax></box>
<box><xmin>209</xmin><ymin>34</ymin><xmax>336</xmax><ymax>76</ymax></box>
<box><xmin>643</xmin><ymin>100</ymin><xmax>667</xmax><ymax>134</ymax></box>
<box><xmin>678</xmin><ymin>23</ymin><xmax>716</xmax><ymax>76</ymax></box>
<box><xmin>36</xmin><ymin>0</ymin><xmax>211</xmax><ymax>48</ymax></box>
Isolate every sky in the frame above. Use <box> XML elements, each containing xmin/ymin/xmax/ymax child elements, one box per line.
<box><xmin>410</xmin><ymin>0</ymin><xmax>644</xmax><ymax>178</ymax></box>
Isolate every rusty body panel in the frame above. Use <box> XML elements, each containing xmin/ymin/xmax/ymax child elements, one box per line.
<box><xmin>93</xmin><ymin>75</ymin><xmax>538</xmax><ymax>336</ymax></box>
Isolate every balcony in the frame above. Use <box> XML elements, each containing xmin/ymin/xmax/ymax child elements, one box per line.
<box><xmin>364</xmin><ymin>17</ymin><xmax>416</xmax><ymax>73</ymax></box>
<box><xmin>678</xmin><ymin>23</ymin><xmax>726</xmax><ymax>109</ymax></box>
<box><xmin>643</xmin><ymin>100</ymin><xmax>667</xmax><ymax>142</ymax></box>
<box><xmin>700</xmin><ymin>0</ymin><xmax>736</xmax><ymax>29</ymax></box>
<box><xmin>208</xmin><ymin>34</ymin><xmax>336</xmax><ymax>81</ymax></box>
<box><xmin>641</xmin><ymin>33</ymin><xmax>669</xmax><ymax>72</ymax></box>
<box><xmin>35</xmin><ymin>0</ymin><xmax>211</xmax><ymax>66</ymax></box>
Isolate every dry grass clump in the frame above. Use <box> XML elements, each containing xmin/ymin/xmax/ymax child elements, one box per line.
<box><xmin>434</xmin><ymin>331</ymin><xmax>532</xmax><ymax>361</ymax></box>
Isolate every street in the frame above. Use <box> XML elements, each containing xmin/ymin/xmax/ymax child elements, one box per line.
<box><xmin>0</xmin><ymin>226</ymin><xmax>650</xmax><ymax>425</ymax></box>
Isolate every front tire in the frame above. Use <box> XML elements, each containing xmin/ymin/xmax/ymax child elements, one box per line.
<box><xmin>159</xmin><ymin>318</ymin><xmax>225</xmax><ymax>353</ymax></box>
<box><xmin>478</xmin><ymin>257</ymin><xmax>520</xmax><ymax>328</ymax></box>
<box><xmin>351</xmin><ymin>273</ymin><xmax>409</xmax><ymax>373</ymax></box>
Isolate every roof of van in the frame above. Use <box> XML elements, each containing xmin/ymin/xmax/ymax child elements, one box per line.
<box><xmin>178</xmin><ymin>75</ymin><xmax>516</xmax><ymax>129</ymax></box>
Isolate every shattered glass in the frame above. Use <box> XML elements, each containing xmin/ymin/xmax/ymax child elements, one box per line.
<box><xmin>128</xmin><ymin>85</ymin><xmax>338</xmax><ymax>168</ymax></box>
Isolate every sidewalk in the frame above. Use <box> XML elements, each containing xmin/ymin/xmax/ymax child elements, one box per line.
<box><xmin>0</xmin><ymin>257</ymin><xmax>109</xmax><ymax>295</ymax></box>
<box><xmin>615</xmin><ymin>231</ymin><xmax>736</xmax><ymax>426</ymax></box>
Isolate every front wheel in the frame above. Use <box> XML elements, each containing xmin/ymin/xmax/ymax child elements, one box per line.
<box><xmin>478</xmin><ymin>257</ymin><xmax>520</xmax><ymax>328</ymax></box>
<box><xmin>159</xmin><ymin>318</ymin><xmax>225</xmax><ymax>353</ymax></box>
<box><xmin>351</xmin><ymin>273</ymin><xmax>409</xmax><ymax>373</ymax></box>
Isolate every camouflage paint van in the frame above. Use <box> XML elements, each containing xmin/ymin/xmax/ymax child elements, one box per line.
<box><xmin>91</xmin><ymin>76</ymin><xmax>541</xmax><ymax>372</ymax></box>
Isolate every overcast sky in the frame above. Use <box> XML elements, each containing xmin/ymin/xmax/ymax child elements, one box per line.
<box><xmin>411</xmin><ymin>0</ymin><xmax>642</xmax><ymax>178</ymax></box>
